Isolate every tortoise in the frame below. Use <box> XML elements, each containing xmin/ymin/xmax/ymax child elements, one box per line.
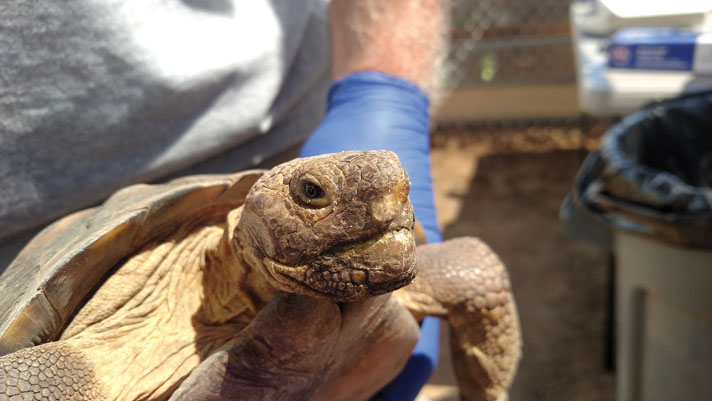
<box><xmin>0</xmin><ymin>151</ymin><xmax>521</xmax><ymax>401</ymax></box>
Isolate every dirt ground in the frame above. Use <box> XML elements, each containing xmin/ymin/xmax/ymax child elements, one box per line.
<box><xmin>420</xmin><ymin>125</ymin><xmax>616</xmax><ymax>401</ymax></box>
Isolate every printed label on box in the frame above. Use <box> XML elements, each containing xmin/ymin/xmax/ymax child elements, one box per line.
<box><xmin>608</xmin><ymin>28</ymin><xmax>712</xmax><ymax>74</ymax></box>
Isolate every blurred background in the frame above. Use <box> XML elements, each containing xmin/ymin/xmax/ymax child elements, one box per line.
<box><xmin>420</xmin><ymin>1</ymin><xmax>712</xmax><ymax>400</ymax></box>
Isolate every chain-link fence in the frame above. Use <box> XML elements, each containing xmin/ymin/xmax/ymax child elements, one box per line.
<box><xmin>447</xmin><ymin>0</ymin><xmax>575</xmax><ymax>88</ymax></box>
<box><xmin>434</xmin><ymin>0</ymin><xmax>613</xmax><ymax>151</ymax></box>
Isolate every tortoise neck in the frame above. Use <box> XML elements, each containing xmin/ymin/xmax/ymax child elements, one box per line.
<box><xmin>199</xmin><ymin>207</ymin><xmax>277</xmax><ymax>325</ymax></box>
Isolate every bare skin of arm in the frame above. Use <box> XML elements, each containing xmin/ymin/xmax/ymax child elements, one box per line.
<box><xmin>330</xmin><ymin>0</ymin><xmax>448</xmax><ymax>97</ymax></box>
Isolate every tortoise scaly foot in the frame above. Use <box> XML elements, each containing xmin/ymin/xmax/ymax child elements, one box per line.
<box><xmin>0</xmin><ymin>341</ymin><xmax>105</xmax><ymax>401</ymax></box>
<box><xmin>396</xmin><ymin>237</ymin><xmax>522</xmax><ymax>401</ymax></box>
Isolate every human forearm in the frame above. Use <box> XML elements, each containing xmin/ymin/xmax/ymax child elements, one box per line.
<box><xmin>329</xmin><ymin>0</ymin><xmax>448</xmax><ymax>96</ymax></box>
<box><xmin>302</xmin><ymin>3</ymin><xmax>448</xmax><ymax>397</ymax></box>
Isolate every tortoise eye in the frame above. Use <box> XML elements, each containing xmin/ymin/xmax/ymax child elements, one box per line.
<box><xmin>304</xmin><ymin>182</ymin><xmax>324</xmax><ymax>199</ymax></box>
<box><xmin>293</xmin><ymin>174</ymin><xmax>331</xmax><ymax>208</ymax></box>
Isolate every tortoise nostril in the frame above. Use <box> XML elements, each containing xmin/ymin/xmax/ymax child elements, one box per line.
<box><xmin>371</xmin><ymin>192</ymin><xmax>399</xmax><ymax>223</ymax></box>
<box><xmin>395</xmin><ymin>178</ymin><xmax>409</xmax><ymax>201</ymax></box>
<box><xmin>371</xmin><ymin>169</ymin><xmax>413</xmax><ymax>225</ymax></box>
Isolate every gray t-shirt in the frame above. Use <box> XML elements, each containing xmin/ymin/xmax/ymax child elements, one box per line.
<box><xmin>0</xmin><ymin>0</ymin><xmax>331</xmax><ymax>266</ymax></box>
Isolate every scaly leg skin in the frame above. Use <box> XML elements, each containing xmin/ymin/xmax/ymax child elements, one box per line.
<box><xmin>170</xmin><ymin>293</ymin><xmax>419</xmax><ymax>401</ymax></box>
<box><xmin>395</xmin><ymin>237</ymin><xmax>522</xmax><ymax>401</ymax></box>
<box><xmin>0</xmin><ymin>341</ymin><xmax>106</xmax><ymax>401</ymax></box>
<box><xmin>169</xmin><ymin>293</ymin><xmax>342</xmax><ymax>401</ymax></box>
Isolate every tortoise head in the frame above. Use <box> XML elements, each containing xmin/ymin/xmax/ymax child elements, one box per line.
<box><xmin>235</xmin><ymin>150</ymin><xmax>416</xmax><ymax>301</ymax></box>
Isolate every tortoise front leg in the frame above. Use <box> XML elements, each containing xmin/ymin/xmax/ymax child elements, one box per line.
<box><xmin>168</xmin><ymin>293</ymin><xmax>342</xmax><ymax>401</ymax></box>
<box><xmin>170</xmin><ymin>292</ymin><xmax>419</xmax><ymax>401</ymax></box>
<box><xmin>0</xmin><ymin>341</ymin><xmax>106</xmax><ymax>400</ymax></box>
<box><xmin>395</xmin><ymin>237</ymin><xmax>522</xmax><ymax>401</ymax></box>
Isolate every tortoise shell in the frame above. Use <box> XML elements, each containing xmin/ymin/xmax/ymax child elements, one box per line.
<box><xmin>0</xmin><ymin>171</ymin><xmax>263</xmax><ymax>356</ymax></box>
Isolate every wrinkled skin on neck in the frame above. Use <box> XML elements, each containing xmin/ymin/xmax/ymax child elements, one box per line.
<box><xmin>235</xmin><ymin>151</ymin><xmax>416</xmax><ymax>301</ymax></box>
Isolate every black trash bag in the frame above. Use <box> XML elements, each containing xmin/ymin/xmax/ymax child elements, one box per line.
<box><xmin>573</xmin><ymin>91</ymin><xmax>712</xmax><ymax>249</ymax></box>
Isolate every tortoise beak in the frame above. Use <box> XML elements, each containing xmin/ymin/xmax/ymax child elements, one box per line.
<box><xmin>261</xmin><ymin>227</ymin><xmax>417</xmax><ymax>301</ymax></box>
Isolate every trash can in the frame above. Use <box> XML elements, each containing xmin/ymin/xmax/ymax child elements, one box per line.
<box><xmin>571</xmin><ymin>91</ymin><xmax>712</xmax><ymax>401</ymax></box>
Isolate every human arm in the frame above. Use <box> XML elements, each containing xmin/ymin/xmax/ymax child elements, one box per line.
<box><xmin>299</xmin><ymin>1</ymin><xmax>449</xmax><ymax>399</ymax></box>
<box><xmin>329</xmin><ymin>0</ymin><xmax>446</xmax><ymax>96</ymax></box>
<box><xmin>301</xmin><ymin>0</ymin><xmax>448</xmax><ymax>243</ymax></box>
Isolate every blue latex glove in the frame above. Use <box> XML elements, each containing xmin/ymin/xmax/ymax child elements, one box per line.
<box><xmin>300</xmin><ymin>71</ymin><xmax>441</xmax><ymax>401</ymax></box>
